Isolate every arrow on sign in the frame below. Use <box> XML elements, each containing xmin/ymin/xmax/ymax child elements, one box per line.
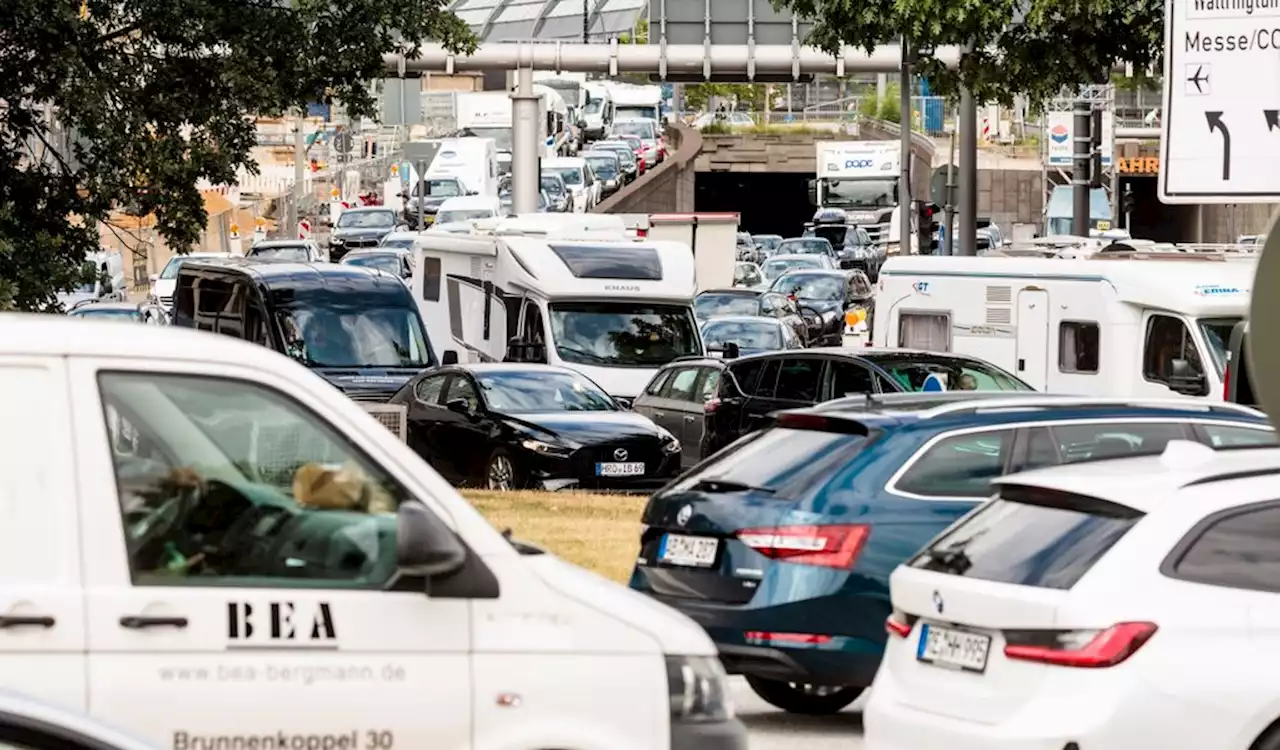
<box><xmin>1266</xmin><ymin>110</ymin><xmax>1280</xmax><ymax>131</ymax></box>
<box><xmin>1206</xmin><ymin>111</ymin><xmax>1231</xmax><ymax>181</ymax></box>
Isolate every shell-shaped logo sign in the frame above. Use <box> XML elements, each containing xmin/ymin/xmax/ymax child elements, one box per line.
<box><xmin>1050</xmin><ymin>123</ymin><xmax>1069</xmax><ymax>143</ymax></box>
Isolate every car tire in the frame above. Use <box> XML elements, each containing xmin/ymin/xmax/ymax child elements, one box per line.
<box><xmin>744</xmin><ymin>677</ymin><xmax>864</xmax><ymax>715</ymax></box>
<box><xmin>484</xmin><ymin>448</ymin><xmax>523</xmax><ymax>491</ymax></box>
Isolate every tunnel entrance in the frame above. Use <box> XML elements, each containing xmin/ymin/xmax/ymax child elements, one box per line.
<box><xmin>1122</xmin><ymin>175</ymin><xmax>1198</xmax><ymax>242</ymax></box>
<box><xmin>695</xmin><ymin>171</ymin><xmax>817</xmax><ymax>238</ymax></box>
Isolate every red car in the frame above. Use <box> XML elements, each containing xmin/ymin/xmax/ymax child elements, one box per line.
<box><xmin>617</xmin><ymin>134</ymin><xmax>647</xmax><ymax>174</ymax></box>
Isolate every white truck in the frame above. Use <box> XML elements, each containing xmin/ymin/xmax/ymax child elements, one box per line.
<box><xmin>607</xmin><ymin>82</ymin><xmax>663</xmax><ymax>124</ymax></box>
<box><xmin>425</xmin><ymin>136</ymin><xmax>499</xmax><ymax>197</ymax></box>
<box><xmin>809</xmin><ymin>140</ymin><xmax>917</xmax><ymax>256</ymax></box>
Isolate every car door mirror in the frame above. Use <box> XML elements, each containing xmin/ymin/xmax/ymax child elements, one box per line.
<box><xmin>445</xmin><ymin>397</ymin><xmax>472</xmax><ymax>415</ymax></box>
<box><xmin>396</xmin><ymin>502</ymin><xmax>466</xmax><ymax>580</ymax></box>
<box><xmin>149</xmin><ymin>273</ymin><xmax>159</xmax><ymax>284</ymax></box>
<box><xmin>1168</xmin><ymin>358</ymin><xmax>1209</xmax><ymax>396</ymax></box>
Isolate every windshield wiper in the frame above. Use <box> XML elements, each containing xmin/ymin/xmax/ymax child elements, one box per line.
<box><xmin>556</xmin><ymin>344</ymin><xmax>612</xmax><ymax>364</ymax></box>
<box><xmin>924</xmin><ymin>546</ymin><xmax>973</xmax><ymax>575</ymax></box>
<box><xmin>690</xmin><ymin>477</ymin><xmax>776</xmax><ymax>494</ymax></box>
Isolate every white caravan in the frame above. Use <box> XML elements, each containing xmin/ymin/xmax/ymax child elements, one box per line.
<box><xmin>872</xmin><ymin>254</ymin><xmax>1255</xmax><ymax>399</ymax></box>
<box><xmin>608</xmin><ymin>82</ymin><xmax>663</xmax><ymax>123</ymax></box>
<box><xmin>581</xmin><ymin>81</ymin><xmax>614</xmax><ymax>139</ymax></box>
<box><xmin>435</xmin><ymin>194</ymin><xmax>502</xmax><ymax>225</ymax></box>
<box><xmin>425</xmin><ymin>137</ymin><xmax>499</xmax><ymax>197</ymax></box>
<box><xmin>411</xmin><ymin>223</ymin><xmax>702</xmax><ymax>399</ymax></box>
<box><xmin>646</xmin><ymin>213</ymin><xmax>740</xmax><ymax>292</ymax></box>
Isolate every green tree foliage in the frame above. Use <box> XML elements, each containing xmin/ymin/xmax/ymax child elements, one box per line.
<box><xmin>0</xmin><ymin>0</ymin><xmax>475</xmax><ymax>311</ymax></box>
<box><xmin>773</xmin><ymin>0</ymin><xmax>1161</xmax><ymax>105</ymax></box>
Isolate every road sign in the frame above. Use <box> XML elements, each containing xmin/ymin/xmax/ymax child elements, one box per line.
<box><xmin>333</xmin><ymin>128</ymin><xmax>353</xmax><ymax>154</ymax></box>
<box><xmin>1159</xmin><ymin>0</ymin><xmax>1280</xmax><ymax>203</ymax></box>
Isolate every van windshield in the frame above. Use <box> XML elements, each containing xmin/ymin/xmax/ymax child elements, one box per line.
<box><xmin>1199</xmin><ymin>317</ymin><xmax>1241</xmax><ymax>377</ymax></box>
<box><xmin>276</xmin><ymin>304</ymin><xmax>431</xmax><ymax>369</ymax></box>
<box><xmin>583</xmin><ymin>98</ymin><xmax>605</xmax><ymax>114</ymax></box>
<box><xmin>437</xmin><ymin>209</ymin><xmax>494</xmax><ymax>224</ymax></box>
<box><xmin>549</xmin><ymin>166</ymin><xmax>583</xmax><ymax>186</ymax></box>
<box><xmin>549</xmin><ymin>301</ymin><xmax>702</xmax><ymax>367</ymax></box>
<box><xmin>823</xmin><ymin>178</ymin><xmax>896</xmax><ymax>209</ymax></box>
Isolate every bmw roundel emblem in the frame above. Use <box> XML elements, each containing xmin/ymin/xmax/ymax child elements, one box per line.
<box><xmin>932</xmin><ymin>590</ymin><xmax>945</xmax><ymax>615</ymax></box>
<box><xmin>676</xmin><ymin>505</ymin><xmax>693</xmax><ymax>526</ymax></box>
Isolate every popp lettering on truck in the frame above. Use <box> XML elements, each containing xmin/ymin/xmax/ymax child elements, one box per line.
<box><xmin>0</xmin><ymin>314</ymin><xmax>747</xmax><ymax>750</ymax></box>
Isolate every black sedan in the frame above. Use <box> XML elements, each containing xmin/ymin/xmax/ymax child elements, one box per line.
<box><xmin>391</xmin><ymin>363</ymin><xmax>682</xmax><ymax>491</ymax></box>
<box><xmin>329</xmin><ymin>207</ymin><xmax>404</xmax><ymax>262</ymax></box>
<box><xmin>694</xmin><ymin>288</ymin><xmax>810</xmax><ymax>345</ymax></box>
<box><xmin>769</xmin><ymin>270</ymin><xmax>872</xmax><ymax>346</ymax></box>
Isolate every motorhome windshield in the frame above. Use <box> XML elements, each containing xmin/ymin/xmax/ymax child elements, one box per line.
<box><xmin>549</xmin><ymin>301</ymin><xmax>701</xmax><ymax>367</ymax></box>
<box><xmin>616</xmin><ymin>107</ymin><xmax>659</xmax><ymax>123</ymax></box>
<box><xmin>461</xmin><ymin>127</ymin><xmax>513</xmax><ymax>152</ymax></box>
<box><xmin>1199</xmin><ymin>317</ymin><xmax>1242</xmax><ymax>377</ymax></box>
<box><xmin>823</xmin><ymin>178</ymin><xmax>896</xmax><ymax>209</ymax></box>
<box><xmin>337</xmin><ymin>210</ymin><xmax>396</xmax><ymax>229</ymax></box>
<box><xmin>275</xmin><ymin>302</ymin><xmax>431</xmax><ymax>369</ymax></box>
<box><xmin>411</xmin><ymin>179</ymin><xmax>463</xmax><ymax>198</ymax></box>
<box><xmin>437</xmin><ymin>209</ymin><xmax>494</xmax><ymax>224</ymax></box>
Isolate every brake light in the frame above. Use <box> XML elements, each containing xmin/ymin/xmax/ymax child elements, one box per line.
<box><xmin>737</xmin><ymin>524</ymin><xmax>869</xmax><ymax>569</ymax></box>
<box><xmin>703</xmin><ymin>397</ymin><xmax>721</xmax><ymax>414</ymax></box>
<box><xmin>885</xmin><ymin>611</ymin><xmax>912</xmax><ymax>638</ymax></box>
<box><xmin>1003</xmin><ymin>622</ymin><xmax>1157</xmax><ymax>668</ymax></box>
<box><xmin>745</xmin><ymin>631</ymin><xmax>833</xmax><ymax>645</ymax></box>
<box><xmin>1223</xmin><ymin>361</ymin><xmax>1231</xmax><ymax>400</ymax></box>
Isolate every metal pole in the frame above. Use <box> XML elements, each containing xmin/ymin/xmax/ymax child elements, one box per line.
<box><xmin>512</xmin><ymin>66</ymin><xmax>540</xmax><ymax>215</ymax></box>
<box><xmin>583</xmin><ymin>0</ymin><xmax>589</xmax><ymax>43</ymax></box>
<box><xmin>957</xmin><ymin>85</ymin><xmax>977</xmax><ymax>255</ymax></box>
<box><xmin>1072</xmin><ymin>99</ymin><xmax>1091</xmax><ymax>236</ymax></box>
<box><xmin>944</xmin><ymin>133</ymin><xmax>956</xmax><ymax>255</ymax></box>
<box><xmin>899</xmin><ymin>38</ymin><xmax>913</xmax><ymax>254</ymax></box>
<box><xmin>417</xmin><ymin>160</ymin><xmax>426</xmax><ymax>229</ymax></box>
<box><xmin>292</xmin><ymin>111</ymin><xmax>306</xmax><ymax>237</ymax></box>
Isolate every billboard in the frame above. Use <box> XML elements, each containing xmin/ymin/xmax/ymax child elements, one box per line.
<box><xmin>1046</xmin><ymin>111</ymin><xmax>1114</xmax><ymax>167</ymax></box>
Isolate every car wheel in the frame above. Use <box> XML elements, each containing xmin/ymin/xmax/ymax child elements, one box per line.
<box><xmin>484</xmin><ymin>449</ymin><xmax>522</xmax><ymax>491</ymax></box>
<box><xmin>744</xmin><ymin>677</ymin><xmax>864</xmax><ymax>715</ymax></box>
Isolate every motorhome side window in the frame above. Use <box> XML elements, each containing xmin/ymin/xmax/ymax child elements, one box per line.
<box><xmin>97</xmin><ymin>372</ymin><xmax>412</xmax><ymax>588</ymax></box>
<box><xmin>421</xmin><ymin>257</ymin><xmax>442</xmax><ymax>302</ymax></box>
<box><xmin>898</xmin><ymin>312</ymin><xmax>950</xmax><ymax>352</ymax></box>
<box><xmin>522</xmin><ymin>301</ymin><xmax>547</xmax><ymax>350</ymax></box>
<box><xmin>1143</xmin><ymin>315</ymin><xmax>1204</xmax><ymax>384</ymax></box>
<box><xmin>1059</xmin><ymin>321</ymin><xmax>1100</xmax><ymax>373</ymax></box>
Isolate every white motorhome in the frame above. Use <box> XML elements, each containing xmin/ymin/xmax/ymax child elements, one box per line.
<box><xmin>608</xmin><ymin>82</ymin><xmax>663</xmax><ymax>123</ymax></box>
<box><xmin>425</xmin><ymin>137</ymin><xmax>499</xmax><ymax>197</ymax></box>
<box><xmin>581</xmin><ymin>81</ymin><xmax>614</xmax><ymax>139</ymax></box>
<box><xmin>646</xmin><ymin>213</ymin><xmax>740</xmax><ymax>292</ymax></box>
<box><xmin>810</xmin><ymin>140</ymin><xmax>915</xmax><ymax>255</ymax></box>
<box><xmin>411</xmin><ymin>220</ymin><xmax>702</xmax><ymax>399</ymax></box>
<box><xmin>872</xmin><ymin>254</ymin><xmax>1255</xmax><ymax>399</ymax></box>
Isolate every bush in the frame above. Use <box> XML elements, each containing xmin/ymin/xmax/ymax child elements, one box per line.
<box><xmin>878</xmin><ymin>82</ymin><xmax>902</xmax><ymax>123</ymax></box>
<box><xmin>698</xmin><ymin>121</ymin><xmax>733</xmax><ymax>135</ymax></box>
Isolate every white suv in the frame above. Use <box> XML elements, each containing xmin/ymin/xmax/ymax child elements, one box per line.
<box><xmin>867</xmin><ymin>439</ymin><xmax>1280</xmax><ymax>750</ymax></box>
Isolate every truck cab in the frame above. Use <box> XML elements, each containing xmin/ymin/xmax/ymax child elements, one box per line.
<box><xmin>808</xmin><ymin>141</ymin><xmax>916</xmax><ymax>255</ymax></box>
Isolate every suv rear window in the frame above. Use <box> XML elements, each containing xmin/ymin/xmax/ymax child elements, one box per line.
<box><xmin>908</xmin><ymin>486</ymin><xmax>1143</xmax><ymax>590</ymax></box>
<box><xmin>668</xmin><ymin>426</ymin><xmax>864</xmax><ymax>495</ymax></box>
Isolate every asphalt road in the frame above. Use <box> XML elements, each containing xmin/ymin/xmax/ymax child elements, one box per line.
<box><xmin>731</xmin><ymin>677</ymin><xmax>868</xmax><ymax>750</ymax></box>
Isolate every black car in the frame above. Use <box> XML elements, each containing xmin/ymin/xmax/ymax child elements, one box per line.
<box><xmin>391</xmin><ymin>363</ymin><xmax>683</xmax><ymax>491</ymax></box>
<box><xmin>700</xmin><ymin>348</ymin><xmax>1032</xmax><ymax>456</ymax></box>
<box><xmin>802</xmin><ymin>222</ymin><xmax>882</xmax><ymax>279</ymax></box>
<box><xmin>694</xmin><ymin>288</ymin><xmax>810</xmax><ymax>345</ymax></box>
<box><xmin>768</xmin><ymin>269</ymin><xmax>871</xmax><ymax>346</ymax></box>
<box><xmin>593</xmin><ymin>141</ymin><xmax>639</xmax><ymax>184</ymax></box>
<box><xmin>340</xmin><ymin>248</ymin><xmax>413</xmax><ymax>279</ymax></box>
<box><xmin>583</xmin><ymin>151</ymin><xmax>624</xmax><ymax>198</ymax></box>
<box><xmin>329</xmin><ymin>207</ymin><xmax>405</xmax><ymax>262</ymax></box>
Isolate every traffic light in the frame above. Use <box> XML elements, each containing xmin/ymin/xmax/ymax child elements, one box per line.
<box><xmin>919</xmin><ymin>202</ymin><xmax>940</xmax><ymax>254</ymax></box>
<box><xmin>1121</xmin><ymin>185</ymin><xmax>1136</xmax><ymax>215</ymax></box>
<box><xmin>1090</xmin><ymin>108</ymin><xmax>1104</xmax><ymax>189</ymax></box>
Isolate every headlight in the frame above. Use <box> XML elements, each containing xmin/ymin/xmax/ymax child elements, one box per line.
<box><xmin>520</xmin><ymin>438</ymin><xmax>574</xmax><ymax>458</ymax></box>
<box><xmin>666</xmin><ymin>656</ymin><xmax>734</xmax><ymax>723</ymax></box>
<box><xmin>657</xmin><ymin>427</ymin><xmax>682</xmax><ymax>454</ymax></box>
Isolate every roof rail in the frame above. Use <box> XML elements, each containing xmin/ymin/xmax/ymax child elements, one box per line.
<box><xmin>918</xmin><ymin>396</ymin><xmax>1267</xmax><ymax>420</ymax></box>
<box><xmin>1181</xmin><ymin>461</ymin><xmax>1280</xmax><ymax>488</ymax></box>
<box><xmin>814</xmin><ymin>391</ymin><xmax>1015</xmax><ymax>412</ymax></box>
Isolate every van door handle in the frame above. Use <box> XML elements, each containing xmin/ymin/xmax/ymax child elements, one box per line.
<box><xmin>120</xmin><ymin>615</ymin><xmax>189</xmax><ymax>630</ymax></box>
<box><xmin>0</xmin><ymin>615</ymin><xmax>55</xmax><ymax>629</ymax></box>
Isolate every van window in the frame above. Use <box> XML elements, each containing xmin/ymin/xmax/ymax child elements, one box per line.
<box><xmin>725</xmin><ymin>359</ymin><xmax>767</xmax><ymax>397</ymax></box>
<box><xmin>1143</xmin><ymin>314</ymin><xmax>1204</xmax><ymax>384</ymax></box>
<box><xmin>645</xmin><ymin>369</ymin><xmax>672</xmax><ymax>396</ymax></box>
<box><xmin>98</xmin><ymin>372</ymin><xmax>411</xmax><ymax>587</ymax></box>
<box><xmin>179</xmin><ymin>275</ymin><xmax>246</xmax><ymax>337</ymax></box>
<box><xmin>422</xmin><ymin>257</ymin><xmax>442</xmax><ymax>302</ymax></box>
<box><xmin>276</xmin><ymin>301</ymin><xmax>431</xmax><ymax>369</ymax></box>
<box><xmin>1059</xmin><ymin>321</ymin><xmax>1100</xmax><ymax>373</ymax></box>
<box><xmin>899</xmin><ymin>312</ymin><xmax>950</xmax><ymax>351</ymax></box>
<box><xmin>895</xmin><ymin>430</ymin><xmax>1012</xmax><ymax>497</ymax></box>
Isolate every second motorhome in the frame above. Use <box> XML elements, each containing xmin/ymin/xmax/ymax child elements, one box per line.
<box><xmin>410</xmin><ymin>217</ymin><xmax>702</xmax><ymax>400</ymax></box>
<box><xmin>872</xmin><ymin>253</ymin><xmax>1256</xmax><ymax>399</ymax></box>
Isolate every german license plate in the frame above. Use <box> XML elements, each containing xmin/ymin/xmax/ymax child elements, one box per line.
<box><xmin>917</xmin><ymin>623</ymin><xmax>992</xmax><ymax>673</ymax></box>
<box><xmin>659</xmin><ymin>534</ymin><xmax>718</xmax><ymax>567</ymax></box>
<box><xmin>596</xmin><ymin>461</ymin><xmax>644</xmax><ymax>477</ymax></box>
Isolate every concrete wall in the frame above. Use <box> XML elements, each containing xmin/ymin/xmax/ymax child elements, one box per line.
<box><xmin>977</xmin><ymin>169</ymin><xmax>1044</xmax><ymax>233</ymax></box>
<box><xmin>593</xmin><ymin>124</ymin><xmax>700</xmax><ymax>214</ymax></box>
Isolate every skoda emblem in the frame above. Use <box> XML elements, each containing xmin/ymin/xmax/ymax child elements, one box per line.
<box><xmin>676</xmin><ymin>505</ymin><xmax>693</xmax><ymax>526</ymax></box>
<box><xmin>613</xmin><ymin>448</ymin><xmax>629</xmax><ymax>461</ymax></box>
<box><xmin>932</xmin><ymin>590</ymin><xmax>945</xmax><ymax>615</ymax></box>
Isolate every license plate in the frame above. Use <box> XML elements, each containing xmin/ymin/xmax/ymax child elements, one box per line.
<box><xmin>595</xmin><ymin>461</ymin><xmax>644</xmax><ymax>477</ymax></box>
<box><xmin>659</xmin><ymin>534</ymin><xmax>718</xmax><ymax>567</ymax></box>
<box><xmin>917</xmin><ymin>623</ymin><xmax>992</xmax><ymax>673</ymax></box>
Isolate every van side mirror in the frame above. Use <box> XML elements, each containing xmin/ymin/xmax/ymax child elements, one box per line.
<box><xmin>396</xmin><ymin>502</ymin><xmax>466</xmax><ymax>580</ymax></box>
<box><xmin>1168</xmin><ymin>358</ymin><xmax>1208</xmax><ymax>396</ymax></box>
<box><xmin>441</xmin><ymin>350</ymin><xmax>459</xmax><ymax>365</ymax></box>
<box><xmin>149</xmin><ymin>274</ymin><xmax>159</xmax><ymax>284</ymax></box>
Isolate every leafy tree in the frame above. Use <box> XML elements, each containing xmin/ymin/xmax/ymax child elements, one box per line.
<box><xmin>1</xmin><ymin>0</ymin><xmax>475</xmax><ymax>311</ymax></box>
<box><xmin>773</xmin><ymin>0</ymin><xmax>1161</xmax><ymax>105</ymax></box>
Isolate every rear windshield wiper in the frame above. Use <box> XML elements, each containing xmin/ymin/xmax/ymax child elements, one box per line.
<box><xmin>689</xmin><ymin>477</ymin><xmax>776</xmax><ymax>495</ymax></box>
<box><xmin>924</xmin><ymin>546</ymin><xmax>973</xmax><ymax>575</ymax></box>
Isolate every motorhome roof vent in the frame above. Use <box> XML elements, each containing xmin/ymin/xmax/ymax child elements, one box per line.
<box><xmin>548</xmin><ymin>244</ymin><xmax>663</xmax><ymax>280</ymax></box>
<box><xmin>985</xmin><ymin>285</ymin><xmax>1012</xmax><ymax>303</ymax></box>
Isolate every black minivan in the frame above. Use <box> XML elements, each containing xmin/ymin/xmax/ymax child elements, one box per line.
<box><xmin>174</xmin><ymin>259</ymin><xmax>435</xmax><ymax>401</ymax></box>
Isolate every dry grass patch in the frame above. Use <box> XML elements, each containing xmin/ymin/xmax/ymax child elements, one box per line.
<box><xmin>463</xmin><ymin>490</ymin><xmax>647</xmax><ymax>584</ymax></box>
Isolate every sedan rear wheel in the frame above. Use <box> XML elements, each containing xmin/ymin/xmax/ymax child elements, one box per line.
<box><xmin>744</xmin><ymin>676</ymin><xmax>863</xmax><ymax>715</ymax></box>
<box><xmin>485</xmin><ymin>449</ymin><xmax>521</xmax><ymax>491</ymax></box>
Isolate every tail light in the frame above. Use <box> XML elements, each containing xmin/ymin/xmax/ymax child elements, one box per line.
<box><xmin>1003</xmin><ymin>622</ymin><xmax>1157</xmax><ymax>668</ymax></box>
<box><xmin>737</xmin><ymin>524</ymin><xmax>869</xmax><ymax>569</ymax></box>
<box><xmin>885</xmin><ymin>611</ymin><xmax>912</xmax><ymax>638</ymax></box>
<box><xmin>703</xmin><ymin>397</ymin><xmax>721</xmax><ymax>414</ymax></box>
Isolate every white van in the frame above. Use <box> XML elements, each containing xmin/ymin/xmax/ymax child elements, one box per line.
<box><xmin>436</xmin><ymin>194</ymin><xmax>502</xmax><ymax>225</ymax></box>
<box><xmin>426</xmin><ymin>137</ymin><xmax>499</xmax><ymax>197</ymax></box>
<box><xmin>543</xmin><ymin>157</ymin><xmax>599</xmax><ymax>212</ymax></box>
<box><xmin>0</xmin><ymin>315</ymin><xmax>745</xmax><ymax>750</ymax></box>
<box><xmin>411</xmin><ymin>222</ymin><xmax>703</xmax><ymax>399</ymax></box>
<box><xmin>581</xmin><ymin>82</ymin><xmax>614</xmax><ymax>140</ymax></box>
<box><xmin>873</xmin><ymin>253</ymin><xmax>1255</xmax><ymax>398</ymax></box>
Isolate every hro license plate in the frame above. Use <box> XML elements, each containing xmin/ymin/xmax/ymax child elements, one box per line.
<box><xmin>917</xmin><ymin>623</ymin><xmax>992</xmax><ymax>673</ymax></box>
<box><xmin>659</xmin><ymin>534</ymin><xmax>718</xmax><ymax>567</ymax></box>
<box><xmin>596</xmin><ymin>461</ymin><xmax>644</xmax><ymax>477</ymax></box>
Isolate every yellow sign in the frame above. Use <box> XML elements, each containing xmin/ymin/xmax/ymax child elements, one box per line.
<box><xmin>1096</xmin><ymin>220</ymin><xmax>1112</xmax><ymax>231</ymax></box>
<box><xmin>1117</xmin><ymin>157</ymin><xmax>1159</xmax><ymax>175</ymax></box>
<box><xmin>254</xmin><ymin>216</ymin><xmax>266</xmax><ymax>228</ymax></box>
<box><xmin>229</xmin><ymin>222</ymin><xmax>240</xmax><ymax>235</ymax></box>
<box><xmin>845</xmin><ymin>308</ymin><xmax>867</xmax><ymax>327</ymax></box>
<box><xmin>330</xmin><ymin>186</ymin><xmax>340</xmax><ymax>199</ymax></box>
<box><xmin>390</xmin><ymin>164</ymin><xmax>400</xmax><ymax>177</ymax></box>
